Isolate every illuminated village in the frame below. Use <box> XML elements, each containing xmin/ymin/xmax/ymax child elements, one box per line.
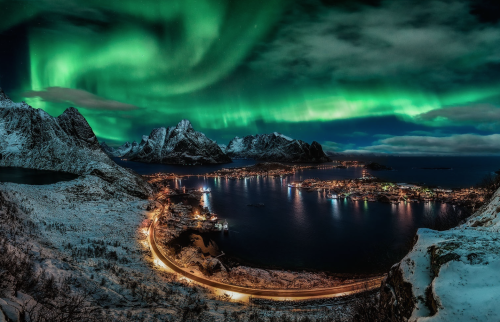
<box><xmin>147</xmin><ymin>162</ymin><xmax>487</xmax><ymax>210</ymax></box>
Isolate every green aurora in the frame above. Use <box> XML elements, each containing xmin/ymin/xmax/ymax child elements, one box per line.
<box><xmin>2</xmin><ymin>0</ymin><xmax>500</xmax><ymax>153</ymax></box>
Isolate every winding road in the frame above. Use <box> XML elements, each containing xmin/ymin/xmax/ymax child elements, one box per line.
<box><xmin>148</xmin><ymin>218</ymin><xmax>385</xmax><ymax>299</ymax></box>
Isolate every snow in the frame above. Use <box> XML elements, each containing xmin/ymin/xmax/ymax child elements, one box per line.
<box><xmin>0</xmin><ymin>176</ymin><xmax>188</xmax><ymax>320</ymax></box>
<box><xmin>226</xmin><ymin>137</ymin><xmax>244</xmax><ymax>153</ymax></box>
<box><xmin>218</xmin><ymin>144</ymin><xmax>227</xmax><ymax>153</ymax></box>
<box><xmin>176</xmin><ymin>119</ymin><xmax>193</xmax><ymax>130</ymax></box>
<box><xmin>387</xmin><ymin>187</ymin><xmax>500</xmax><ymax>321</ymax></box>
<box><xmin>273</xmin><ymin>132</ymin><xmax>293</xmax><ymax>141</ymax></box>
<box><xmin>1</xmin><ymin>176</ymin><xmax>149</xmax><ymax>258</ymax></box>
<box><xmin>425</xmin><ymin>259</ymin><xmax>500</xmax><ymax>321</ymax></box>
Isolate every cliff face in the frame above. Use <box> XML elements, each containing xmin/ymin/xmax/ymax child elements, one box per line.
<box><xmin>380</xmin><ymin>187</ymin><xmax>500</xmax><ymax>321</ymax></box>
<box><xmin>0</xmin><ymin>89</ymin><xmax>151</xmax><ymax>198</ymax></box>
<box><xmin>121</xmin><ymin>120</ymin><xmax>231</xmax><ymax>165</ymax></box>
<box><xmin>225</xmin><ymin>132</ymin><xmax>331</xmax><ymax>162</ymax></box>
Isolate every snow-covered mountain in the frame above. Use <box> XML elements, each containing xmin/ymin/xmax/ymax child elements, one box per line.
<box><xmin>0</xmin><ymin>88</ymin><xmax>151</xmax><ymax>198</ymax></box>
<box><xmin>218</xmin><ymin>144</ymin><xmax>227</xmax><ymax>153</ymax></box>
<box><xmin>101</xmin><ymin>140</ymin><xmax>141</xmax><ymax>157</ymax></box>
<box><xmin>117</xmin><ymin>120</ymin><xmax>231</xmax><ymax>165</ymax></box>
<box><xmin>225</xmin><ymin>132</ymin><xmax>331</xmax><ymax>162</ymax></box>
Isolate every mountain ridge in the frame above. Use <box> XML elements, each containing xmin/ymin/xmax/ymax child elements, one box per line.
<box><xmin>0</xmin><ymin>88</ymin><xmax>151</xmax><ymax>198</ymax></box>
<box><xmin>225</xmin><ymin>132</ymin><xmax>331</xmax><ymax>162</ymax></box>
<box><xmin>102</xmin><ymin>119</ymin><xmax>231</xmax><ymax>165</ymax></box>
<box><xmin>104</xmin><ymin>126</ymin><xmax>331</xmax><ymax>164</ymax></box>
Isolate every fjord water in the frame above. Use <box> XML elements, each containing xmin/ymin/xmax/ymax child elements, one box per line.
<box><xmin>115</xmin><ymin>156</ymin><xmax>500</xmax><ymax>188</ymax></box>
<box><xmin>0</xmin><ymin>167</ymin><xmax>79</xmax><ymax>185</ymax></box>
<box><xmin>117</xmin><ymin>157</ymin><xmax>500</xmax><ymax>274</ymax></box>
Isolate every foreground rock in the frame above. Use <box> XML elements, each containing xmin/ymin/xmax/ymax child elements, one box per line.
<box><xmin>380</xmin><ymin>188</ymin><xmax>500</xmax><ymax>321</ymax></box>
<box><xmin>225</xmin><ymin>132</ymin><xmax>331</xmax><ymax>162</ymax></box>
<box><xmin>0</xmin><ymin>88</ymin><xmax>151</xmax><ymax>198</ymax></box>
<box><xmin>107</xmin><ymin>120</ymin><xmax>231</xmax><ymax>165</ymax></box>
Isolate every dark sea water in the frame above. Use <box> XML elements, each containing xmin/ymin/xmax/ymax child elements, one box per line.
<box><xmin>112</xmin><ymin>158</ymin><xmax>258</xmax><ymax>176</ymax></box>
<box><xmin>117</xmin><ymin>157</ymin><xmax>499</xmax><ymax>274</ymax></box>
<box><xmin>336</xmin><ymin>156</ymin><xmax>500</xmax><ymax>189</ymax></box>
<box><xmin>0</xmin><ymin>167</ymin><xmax>79</xmax><ymax>185</ymax></box>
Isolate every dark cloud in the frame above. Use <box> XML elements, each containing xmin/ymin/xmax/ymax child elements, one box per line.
<box><xmin>416</xmin><ymin>104</ymin><xmax>500</xmax><ymax>131</ymax></box>
<box><xmin>320</xmin><ymin>0</ymin><xmax>381</xmax><ymax>8</ymax></box>
<box><xmin>349</xmin><ymin>134</ymin><xmax>500</xmax><ymax>155</ymax></box>
<box><xmin>405</xmin><ymin>130</ymin><xmax>452</xmax><ymax>137</ymax></box>
<box><xmin>469</xmin><ymin>0</ymin><xmax>500</xmax><ymax>23</ymax></box>
<box><xmin>251</xmin><ymin>0</ymin><xmax>500</xmax><ymax>90</ymax></box>
<box><xmin>23</xmin><ymin>87</ymin><xmax>140</xmax><ymax>111</ymax></box>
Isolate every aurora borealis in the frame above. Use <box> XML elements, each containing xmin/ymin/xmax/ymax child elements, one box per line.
<box><xmin>2</xmin><ymin>0</ymin><xmax>500</xmax><ymax>154</ymax></box>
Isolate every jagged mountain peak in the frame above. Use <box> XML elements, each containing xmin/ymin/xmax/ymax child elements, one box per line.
<box><xmin>226</xmin><ymin>133</ymin><xmax>330</xmax><ymax>163</ymax></box>
<box><xmin>272</xmin><ymin>132</ymin><xmax>293</xmax><ymax>141</ymax></box>
<box><xmin>0</xmin><ymin>87</ymin><xmax>10</xmax><ymax>101</ymax></box>
<box><xmin>56</xmin><ymin>106</ymin><xmax>99</xmax><ymax>148</ymax></box>
<box><xmin>176</xmin><ymin>119</ymin><xmax>193</xmax><ymax>130</ymax></box>
<box><xmin>0</xmin><ymin>90</ymin><xmax>151</xmax><ymax>197</ymax></box>
<box><xmin>61</xmin><ymin>106</ymin><xmax>81</xmax><ymax>116</ymax></box>
<box><xmin>105</xmin><ymin>120</ymin><xmax>230</xmax><ymax>165</ymax></box>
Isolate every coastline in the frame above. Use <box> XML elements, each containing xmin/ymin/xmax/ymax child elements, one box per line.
<box><xmin>148</xmin><ymin>171</ymin><xmax>389</xmax><ymax>291</ymax></box>
<box><xmin>146</xmin><ymin>162</ymin><xmax>480</xmax><ymax>288</ymax></box>
<box><xmin>149</xmin><ymin>214</ymin><xmax>385</xmax><ymax>297</ymax></box>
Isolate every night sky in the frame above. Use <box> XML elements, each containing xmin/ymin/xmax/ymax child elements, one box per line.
<box><xmin>1</xmin><ymin>0</ymin><xmax>500</xmax><ymax>155</ymax></box>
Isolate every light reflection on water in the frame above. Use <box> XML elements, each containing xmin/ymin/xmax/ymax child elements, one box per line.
<box><xmin>113</xmin><ymin>157</ymin><xmax>497</xmax><ymax>273</ymax></box>
<box><xmin>176</xmin><ymin>173</ymin><xmax>457</xmax><ymax>274</ymax></box>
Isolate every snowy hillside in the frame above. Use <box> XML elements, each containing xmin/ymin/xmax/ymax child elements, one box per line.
<box><xmin>111</xmin><ymin>120</ymin><xmax>231</xmax><ymax>165</ymax></box>
<box><xmin>0</xmin><ymin>88</ymin><xmax>151</xmax><ymax>198</ymax></box>
<box><xmin>380</xmin><ymin>187</ymin><xmax>500</xmax><ymax>321</ymax></box>
<box><xmin>225</xmin><ymin>133</ymin><xmax>331</xmax><ymax>162</ymax></box>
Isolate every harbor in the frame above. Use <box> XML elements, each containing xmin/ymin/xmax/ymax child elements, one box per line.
<box><xmin>148</xmin><ymin>162</ymin><xmax>488</xmax><ymax>211</ymax></box>
<box><xmin>286</xmin><ymin>168</ymin><xmax>487</xmax><ymax>209</ymax></box>
<box><xmin>140</xmin><ymin>160</ymin><xmax>481</xmax><ymax>275</ymax></box>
